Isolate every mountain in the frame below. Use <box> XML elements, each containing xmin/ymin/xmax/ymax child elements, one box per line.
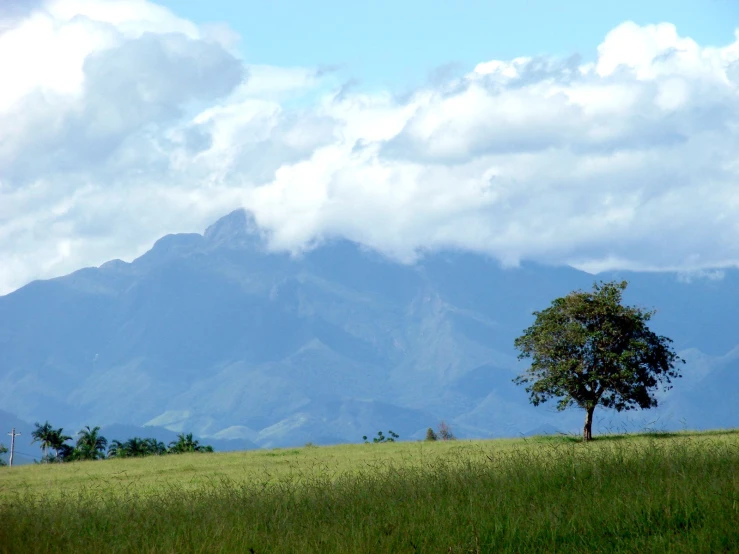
<box><xmin>0</xmin><ymin>209</ymin><xmax>737</xmax><ymax>450</ymax></box>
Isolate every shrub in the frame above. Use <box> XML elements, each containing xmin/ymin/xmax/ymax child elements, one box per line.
<box><xmin>437</xmin><ymin>421</ymin><xmax>455</xmax><ymax>441</ymax></box>
<box><xmin>363</xmin><ymin>431</ymin><xmax>399</xmax><ymax>444</ymax></box>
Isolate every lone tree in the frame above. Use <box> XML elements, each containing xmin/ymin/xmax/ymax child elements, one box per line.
<box><xmin>513</xmin><ymin>281</ymin><xmax>684</xmax><ymax>441</ymax></box>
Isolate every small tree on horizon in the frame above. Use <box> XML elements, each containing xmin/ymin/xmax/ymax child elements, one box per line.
<box><xmin>0</xmin><ymin>443</ymin><xmax>7</xmax><ymax>466</ymax></box>
<box><xmin>437</xmin><ymin>421</ymin><xmax>455</xmax><ymax>441</ymax></box>
<box><xmin>513</xmin><ymin>281</ymin><xmax>684</xmax><ymax>441</ymax></box>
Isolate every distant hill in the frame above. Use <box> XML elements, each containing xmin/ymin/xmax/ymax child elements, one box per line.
<box><xmin>1</xmin><ymin>209</ymin><xmax>736</xmax><ymax>450</ymax></box>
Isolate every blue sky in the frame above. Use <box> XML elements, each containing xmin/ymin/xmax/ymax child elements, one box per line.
<box><xmin>157</xmin><ymin>0</ymin><xmax>738</xmax><ymax>89</ymax></box>
<box><xmin>1</xmin><ymin>0</ymin><xmax>739</xmax><ymax>293</ymax></box>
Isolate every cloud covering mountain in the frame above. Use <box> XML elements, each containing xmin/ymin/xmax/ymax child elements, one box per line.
<box><xmin>2</xmin><ymin>1</ymin><xmax>739</xmax><ymax>295</ymax></box>
<box><xmin>1</xmin><ymin>210</ymin><xmax>737</xmax><ymax>453</ymax></box>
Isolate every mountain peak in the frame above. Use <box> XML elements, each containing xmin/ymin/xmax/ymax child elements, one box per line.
<box><xmin>203</xmin><ymin>209</ymin><xmax>265</xmax><ymax>249</ymax></box>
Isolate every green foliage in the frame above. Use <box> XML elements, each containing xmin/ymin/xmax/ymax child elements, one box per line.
<box><xmin>168</xmin><ymin>433</ymin><xmax>213</xmax><ymax>454</ymax></box>
<box><xmin>32</xmin><ymin>421</ymin><xmax>73</xmax><ymax>463</ymax></box>
<box><xmin>74</xmin><ymin>426</ymin><xmax>108</xmax><ymax>461</ymax></box>
<box><xmin>424</xmin><ymin>428</ymin><xmax>437</xmax><ymax>441</ymax></box>
<box><xmin>28</xmin><ymin>421</ymin><xmax>213</xmax><ymax>462</ymax></box>
<box><xmin>108</xmin><ymin>437</ymin><xmax>170</xmax><ymax>458</ymax></box>
<box><xmin>31</xmin><ymin>421</ymin><xmax>54</xmax><ymax>462</ymax></box>
<box><xmin>0</xmin><ymin>443</ymin><xmax>7</xmax><ymax>467</ymax></box>
<box><xmin>2</xmin><ymin>433</ymin><xmax>738</xmax><ymax>553</ymax></box>
<box><xmin>363</xmin><ymin>430</ymin><xmax>399</xmax><ymax>444</ymax></box>
<box><xmin>145</xmin><ymin>438</ymin><xmax>168</xmax><ymax>455</ymax></box>
<box><xmin>55</xmin><ymin>444</ymin><xmax>75</xmax><ymax>463</ymax></box>
<box><xmin>120</xmin><ymin>437</ymin><xmax>149</xmax><ymax>457</ymax></box>
<box><xmin>514</xmin><ymin>280</ymin><xmax>684</xmax><ymax>440</ymax></box>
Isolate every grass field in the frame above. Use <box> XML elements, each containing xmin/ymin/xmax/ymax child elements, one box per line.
<box><xmin>1</xmin><ymin>430</ymin><xmax>738</xmax><ymax>553</ymax></box>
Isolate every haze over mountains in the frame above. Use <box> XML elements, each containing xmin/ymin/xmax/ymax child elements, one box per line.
<box><xmin>1</xmin><ymin>209</ymin><xmax>737</xmax><ymax>460</ymax></box>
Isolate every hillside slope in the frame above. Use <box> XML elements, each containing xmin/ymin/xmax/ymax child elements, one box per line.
<box><xmin>1</xmin><ymin>209</ymin><xmax>737</xmax><ymax>449</ymax></box>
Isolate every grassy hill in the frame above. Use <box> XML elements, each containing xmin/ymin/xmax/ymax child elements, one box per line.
<box><xmin>1</xmin><ymin>430</ymin><xmax>738</xmax><ymax>553</ymax></box>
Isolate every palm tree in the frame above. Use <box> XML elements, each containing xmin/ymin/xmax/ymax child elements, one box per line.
<box><xmin>144</xmin><ymin>438</ymin><xmax>167</xmax><ymax>456</ymax></box>
<box><xmin>50</xmin><ymin>428</ymin><xmax>72</xmax><ymax>461</ymax></box>
<box><xmin>168</xmin><ymin>433</ymin><xmax>213</xmax><ymax>454</ymax></box>
<box><xmin>57</xmin><ymin>443</ymin><xmax>75</xmax><ymax>462</ymax></box>
<box><xmin>168</xmin><ymin>433</ymin><xmax>198</xmax><ymax>453</ymax></box>
<box><xmin>31</xmin><ymin>421</ymin><xmax>55</xmax><ymax>462</ymax></box>
<box><xmin>107</xmin><ymin>439</ymin><xmax>126</xmax><ymax>458</ymax></box>
<box><xmin>75</xmin><ymin>426</ymin><xmax>108</xmax><ymax>460</ymax></box>
<box><xmin>123</xmin><ymin>437</ymin><xmax>149</xmax><ymax>457</ymax></box>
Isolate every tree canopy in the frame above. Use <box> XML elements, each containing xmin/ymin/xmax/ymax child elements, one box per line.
<box><xmin>75</xmin><ymin>426</ymin><xmax>108</xmax><ymax>460</ymax></box>
<box><xmin>513</xmin><ymin>281</ymin><xmax>684</xmax><ymax>441</ymax></box>
<box><xmin>31</xmin><ymin>421</ymin><xmax>72</xmax><ymax>462</ymax></box>
<box><xmin>168</xmin><ymin>433</ymin><xmax>213</xmax><ymax>454</ymax></box>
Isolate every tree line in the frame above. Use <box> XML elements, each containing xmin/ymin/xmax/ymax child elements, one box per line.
<box><xmin>26</xmin><ymin>422</ymin><xmax>213</xmax><ymax>463</ymax></box>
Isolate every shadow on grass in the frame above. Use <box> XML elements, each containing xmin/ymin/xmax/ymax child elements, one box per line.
<box><xmin>529</xmin><ymin>428</ymin><xmax>739</xmax><ymax>444</ymax></box>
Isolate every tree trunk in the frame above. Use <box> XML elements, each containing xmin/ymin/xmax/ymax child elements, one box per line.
<box><xmin>583</xmin><ymin>406</ymin><xmax>595</xmax><ymax>442</ymax></box>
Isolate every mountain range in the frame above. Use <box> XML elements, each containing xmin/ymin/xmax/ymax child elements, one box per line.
<box><xmin>1</xmin><ymin>209</ymin><xmax>737</xmax><ymax>461</ymax></box>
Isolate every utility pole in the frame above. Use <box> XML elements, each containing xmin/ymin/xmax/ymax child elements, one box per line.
<box><xmin>7</xmin><ymin>428</ymin><xmax>20</xmax><ymax>467</ymax></box>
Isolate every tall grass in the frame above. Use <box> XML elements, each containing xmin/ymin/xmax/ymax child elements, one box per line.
<box><xmin>1</xmin><ymin>434</ymin><xmax>738</xmax><ymax>553</ymax></box>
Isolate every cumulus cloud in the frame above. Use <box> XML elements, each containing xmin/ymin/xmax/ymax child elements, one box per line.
<box><xmin>1</xmin><ymin>3</ymin><xmax>739</xmax><ymax>294</ymax></box>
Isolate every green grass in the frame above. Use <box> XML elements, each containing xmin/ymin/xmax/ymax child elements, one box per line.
<box><xmin>1</xmin><ymin>430</ymin><xmax>738</xmax><ymax>553</ymax></box>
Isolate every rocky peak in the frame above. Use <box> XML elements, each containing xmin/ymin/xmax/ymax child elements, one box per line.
<box><xmin>203</xmin><ymin>209</ymin><xmax>265</xmax><ymax>250</ymax></box>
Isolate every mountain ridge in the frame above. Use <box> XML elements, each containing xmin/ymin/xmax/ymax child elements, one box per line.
<box><xmin>1</xmin><ymin>209</ymin><xmax>736</xmax><ymax>454</ymax></box>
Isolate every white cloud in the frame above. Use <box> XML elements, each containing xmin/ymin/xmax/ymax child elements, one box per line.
<box><xmin>1</xmin><ymin>4</ymin><xmax>739</xmax><ymax>294</ymax></box>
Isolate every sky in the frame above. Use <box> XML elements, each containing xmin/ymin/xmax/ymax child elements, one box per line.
<box><xmin>1</xmin><ymin>0</ymin><xmax>739</xmax><ymax>294</ymax></box>
<box><xmin>158</xmin><ymin>0</ymin><xmax>739</xmax><ymax>90</ymax></box>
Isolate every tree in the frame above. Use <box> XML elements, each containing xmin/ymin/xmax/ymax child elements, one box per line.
<box><xmin>362</xmin><ymin>431</ymin><xmax>399</xmax><ymax>444</ymax></box>
<box><xmin>0</xmin><ymin>443</ymin><xmax>7</xmax><ymax>467</ymax></box>
<box><xmin>56</xmin><ymin>443</ymin><xmax>75</xmax><ymax>462</ymax></box>
<box><xmin>513</xmin><ymin>281</ymin><xmax>684</xmax><ymax>441</ymax></box>
<box><xmin>436</xmin><ymin>421</ymin><xmax>455</xmax><ymax>441</ymax></box>
<box><xmin>49</xmin><ymin>428</ymin><xmax>72</xmax><ymax>462</ymax></box>
<box><xmin>107</xmin><ymin>439</ymin><xmax>126</xmax><ymax>458</ymax></box>
<box><xmin>31</xmin><ymin>421</ymin><xmax>55</xmax><ymax>462</ymax></box>
<box><xmin>144</xmin><ymin>438</ymin><xmax>167</xmax><ymax>456</ymax></box>
<box><xmin>108</xmin><ymin>437</ymin><xmax>170</xmax><ymax>458</ymax></box>
<box><xmin>122</xmin><ymin>437</ymin><xmax>149</xmax><ymax>457</ymax></box>
<box><xmin>75</xmin><ymin>426</ymin><xmax>108</xmax><ymax>460</ymax></box>
<box><xmin>168</xmin><ymin>433</ymin><xmax>212</xmax><ymax>453</ymax></box>
<box><xmin>32</xmin><ymin>421</ymin><xmax>73</xmax><ymax>462</ymax></box>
